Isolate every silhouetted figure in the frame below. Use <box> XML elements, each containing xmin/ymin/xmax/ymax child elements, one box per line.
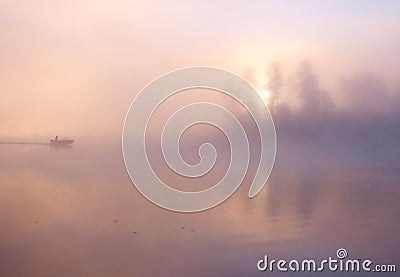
<box><xmin>50</xmin><ymin>136</ymin><xmax>74</xmax><ymax>146</ymax></box>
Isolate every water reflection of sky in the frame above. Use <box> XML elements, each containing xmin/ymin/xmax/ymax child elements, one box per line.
<box><xmin>0</xmin><ymin>141</ymin><xmax>399</xmax><ymax>276</ymax></box>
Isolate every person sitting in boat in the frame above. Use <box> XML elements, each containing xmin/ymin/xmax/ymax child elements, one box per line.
<box><xmin>54</xmin><ymin>136</ymin><xmax>59</xmax><ymax>142</ymax></box>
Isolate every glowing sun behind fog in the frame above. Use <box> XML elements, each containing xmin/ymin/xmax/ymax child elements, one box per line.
<box><xmin>257</xmin><ymin>88</ymin><xmax>271</xmax><ymax>105</ymax></box>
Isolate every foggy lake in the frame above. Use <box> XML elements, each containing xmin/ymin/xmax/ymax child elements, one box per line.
<box><xmin>1</xmin><ymin>138</ymin><xmax>398</xmax><ymax>276</ymax></box>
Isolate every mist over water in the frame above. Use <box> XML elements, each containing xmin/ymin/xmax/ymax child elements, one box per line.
<box><xmin>1</xmin><ymin>60</ymin><xmax>399</xmax><ymax>275</ymax></box>
<box><xmin>0</xmin><ymin>130</ymin><xmax>399</xmax><ymax>276</ymax></box>
<box><xmin>1</xmin><ymin>1</ymin><xmax>400</xmax><ymax>275</ymax></box>
<box><xmin>1</xmin><ymin>60</ymin><xmax>400</xmax><ymax>276</ymax></box>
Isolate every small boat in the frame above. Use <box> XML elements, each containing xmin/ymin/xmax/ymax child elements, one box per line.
<box><xmin>50</xmin><ymin>136</ymin><xmax>74</xmax><ymax>146</ymax></box>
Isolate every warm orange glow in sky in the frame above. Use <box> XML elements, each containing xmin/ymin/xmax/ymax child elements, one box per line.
<box><xmin>1</xmin><ymin>1</ymin><xmax>399</xmax><ymax>139</ymax></box>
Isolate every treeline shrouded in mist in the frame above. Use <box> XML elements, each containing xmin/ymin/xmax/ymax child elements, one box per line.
<box><xmin>262</xmin><ymin>60</ymin><xmax>400</xmax><ymax>149</ymax></box>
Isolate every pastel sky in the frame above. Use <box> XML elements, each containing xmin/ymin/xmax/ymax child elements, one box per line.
<box><xmin>1</xmin><ymin>0</ymin><xmax>399</xmax><ymax>138</ymax></box>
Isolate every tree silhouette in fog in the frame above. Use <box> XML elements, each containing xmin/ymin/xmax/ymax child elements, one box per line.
<box><xmin>297</xmin><ymin>60</ymin><xmax>334</xmax><ymax>113</ymax></box>
<box><xmin>241</xmin><ymin>60</ymin><xmax>400</xmax><ymax>145</ymax></box>
<box><xmin>266</xmin><ymin>62</ymin><xmax>284</xmax><ymax>111</ymax></box>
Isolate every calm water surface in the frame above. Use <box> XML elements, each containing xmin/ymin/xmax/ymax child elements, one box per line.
<box><xmin>0</xmin><ymin>140</ymin><xmax>399</xmax><ymax>276</ymax></box>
